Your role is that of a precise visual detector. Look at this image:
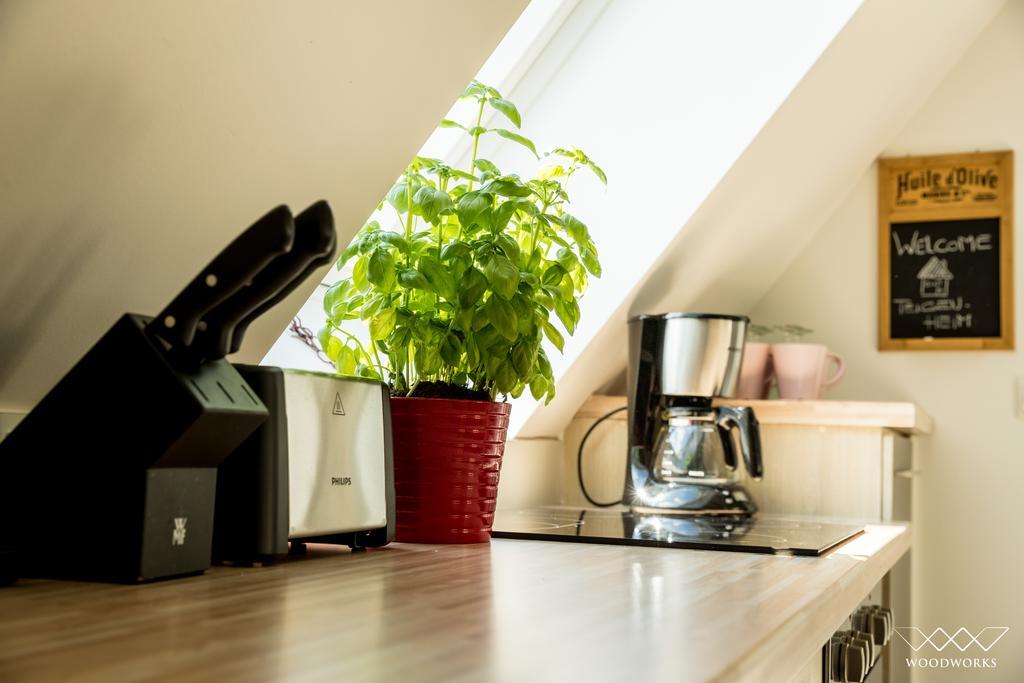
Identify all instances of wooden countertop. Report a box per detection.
[0,524,909,683]
[577,395,933,435]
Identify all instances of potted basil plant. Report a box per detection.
[319,81,605,543]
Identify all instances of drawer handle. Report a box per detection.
[894,469,919,479]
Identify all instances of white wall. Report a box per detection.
[751,2,1024,679]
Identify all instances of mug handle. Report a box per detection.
[822,351,846,390]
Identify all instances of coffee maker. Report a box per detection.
[623,313,763,514]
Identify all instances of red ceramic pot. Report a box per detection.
[389,397,511,543]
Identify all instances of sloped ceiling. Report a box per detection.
[0,1,526,410]
[519,0,1006,437]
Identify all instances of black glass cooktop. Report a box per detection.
[491,506,864,556]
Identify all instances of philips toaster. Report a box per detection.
[213,366,394,563]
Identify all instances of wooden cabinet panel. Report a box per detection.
[735,425,884,519]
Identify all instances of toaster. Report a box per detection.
[213,366,395,563]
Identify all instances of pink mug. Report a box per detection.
[735,342,772,399]
[770,343,845,400]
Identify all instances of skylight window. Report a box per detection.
[264,0,863,437]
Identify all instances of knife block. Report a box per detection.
[0,314,267,582]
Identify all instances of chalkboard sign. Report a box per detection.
[878,151,1014,350]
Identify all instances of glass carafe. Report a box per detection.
[653,409,735,485]
[627,404,763,513]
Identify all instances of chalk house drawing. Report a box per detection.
[917,256,954,298]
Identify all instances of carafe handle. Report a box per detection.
[716,406,764,480]
[716,422,739,471]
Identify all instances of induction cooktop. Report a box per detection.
[491,506,864,556]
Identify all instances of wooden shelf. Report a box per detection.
[0,525,910,682]
[576,395,933,435]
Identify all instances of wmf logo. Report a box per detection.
[171,517,188,546]
[897,626,1009,671]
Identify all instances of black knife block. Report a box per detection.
[0,314,267,582]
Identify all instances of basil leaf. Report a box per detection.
[369,308,396,340]
[338,240,360,269]
[473,158,500,175]
[472,305,490,332]
[415,345,441,374]
[461,82,487,100]
[448,169,478,183]
[554,298,577,334]
[555,247,579,272]
[484,253,520,300]
[542,264,566,287]
[487,296,518,341]
[542,320,564,352]
[397,268,430,291]
[352,256,368,289]
[335,345,357,376]
[419,255,455,299]
[440,333,462,365]
[459,267,488,308]
[322,280,350,317]
[586,160,608,185]
[558,273,575,300]
[316,326,333,352]
[482,176,533,198]
[580,246,602,277]
[391,324,412,349]
[376,231,408,251]
[386,178,423,214]
[494,233,521,263]
[508,198,539,216]
[495,361,517,393]
[456,191,493,231]
[537,348,553,376]
[492,128,538,157]
[492,201,518,233]
[441,242,472,262]
[529,375,548,401]
[551,212,590,244]
[367,249,396,291]
[511,340,534,376]
[413,186,453,225]
[489,97,521,128]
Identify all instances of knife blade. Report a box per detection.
[148,205,295,351]
[193,200,337,361]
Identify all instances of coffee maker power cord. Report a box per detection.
[577,406,628,508]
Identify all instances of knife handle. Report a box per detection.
[193,200,336,361]
[148,205,295,351]
[226,200,337,355]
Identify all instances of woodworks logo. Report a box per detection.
[897,627,1008,671]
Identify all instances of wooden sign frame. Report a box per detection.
[878,150,1014,350]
